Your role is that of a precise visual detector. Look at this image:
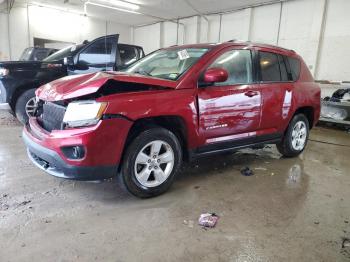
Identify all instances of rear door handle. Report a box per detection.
[244,90,259,97]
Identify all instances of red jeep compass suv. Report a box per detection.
[23,41,321,198]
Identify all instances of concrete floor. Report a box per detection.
[0,111,349,262]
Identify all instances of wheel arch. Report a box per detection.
[119,115,189,171]
[10,82,39,111]
[293,106,315,129]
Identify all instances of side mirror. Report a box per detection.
[74,60,89,71]
[63,56,74,67]
[203,68,228,83]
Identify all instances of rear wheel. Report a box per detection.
[15,89,37,124]
[277,114,310,157]
[121,127,182,198]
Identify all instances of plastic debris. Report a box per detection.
[254,167,267,171]
[342,238,350,248]
[183,220,194,228]
[198,213,219,228]
[240,167,254,176]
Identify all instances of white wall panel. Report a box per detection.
[162,21,178,48]
[278,0,325,74]
[0,5,131,61]
[317,0,350,81]
[250,3,280,44]
[207,15,220,43]
[0,13,10,61]
[134,23,161,54]
[220,8,251,42]
[179,16,199,44]
[199,17,209,43]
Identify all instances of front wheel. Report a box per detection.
[277,114,310,157]
[121,127,182,198]
[15,89,37,124]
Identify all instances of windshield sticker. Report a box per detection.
[71,45,77,52]
[178,50,190,60]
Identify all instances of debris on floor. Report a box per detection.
[183,220,194,228]
[198,213,219,228]
[342,238,350,248]
[254,167,267,171]
[240,167,254,176]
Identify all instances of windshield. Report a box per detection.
[43,45,77,62]
[126,48,209,81]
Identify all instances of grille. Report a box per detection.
[42,102,66,132]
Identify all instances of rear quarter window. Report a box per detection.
[287,57,301,81]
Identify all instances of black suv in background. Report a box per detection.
[19,47,58,62]
[0,34,145,123]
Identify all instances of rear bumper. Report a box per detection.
[23,130,118,181]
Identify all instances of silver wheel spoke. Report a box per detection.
[136,168,152,184]
[154,169,166,183]
[151,141,162,156]
[136,152,149,164]
[158,151,173,164]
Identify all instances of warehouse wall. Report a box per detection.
[0,4,132,61]
[132,0,350,81]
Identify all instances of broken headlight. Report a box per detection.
[0,68,9,77]
[63,101,107,128]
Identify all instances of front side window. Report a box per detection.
[79,38,114,65]
[259,51,281,82]
[208,49,253,86]
[126,48,209,81]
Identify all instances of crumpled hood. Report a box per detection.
[36,71,177,101]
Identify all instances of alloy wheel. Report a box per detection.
[134,140,175,187]
[25,97,37,117]
[291,121,307,151]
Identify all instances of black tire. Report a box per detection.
[15,89,36,124]
[121,127,182,198]
[277,114,310,157]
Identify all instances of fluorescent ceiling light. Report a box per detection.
[31,2,86,16]
[86,1,141,14]
[98,0,140,10]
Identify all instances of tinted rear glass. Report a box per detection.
[259,51,281,82]
[287,57,301,81]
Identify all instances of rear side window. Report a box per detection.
[118,45,139,66]
[287,57,301,81]
[208,49,253,86]
[259,52,281,82]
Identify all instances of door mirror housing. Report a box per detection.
[203,68,228,84]
[74,60,89,71]
[63,56,74,67]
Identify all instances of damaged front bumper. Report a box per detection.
[22,116,133,181]
[23,130,118,181]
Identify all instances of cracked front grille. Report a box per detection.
[41,102,66,132]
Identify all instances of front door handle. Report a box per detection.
[244,90,259,97]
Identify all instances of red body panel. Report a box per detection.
[26,41,321,171]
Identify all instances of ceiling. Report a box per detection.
[15,0,284,26]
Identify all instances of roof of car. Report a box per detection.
[166,40,296,56]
